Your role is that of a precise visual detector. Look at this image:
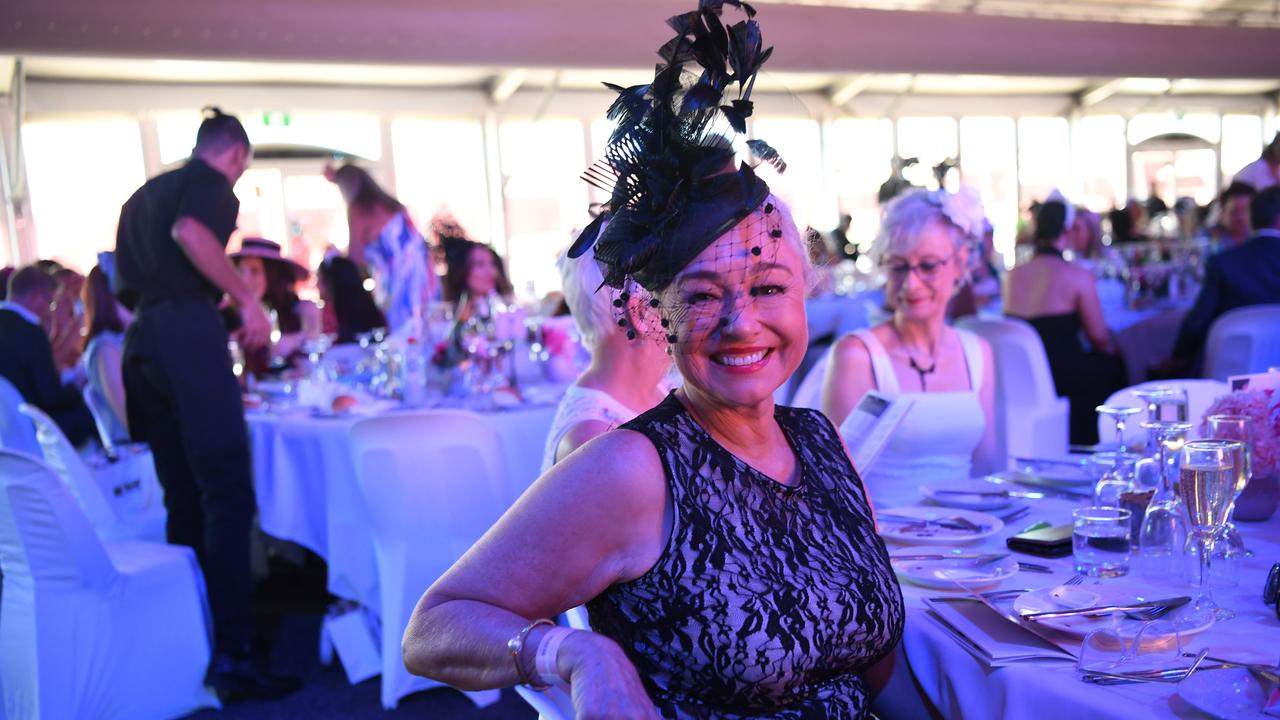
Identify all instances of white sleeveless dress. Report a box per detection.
[541,385,644,472]
[851,327,986,509]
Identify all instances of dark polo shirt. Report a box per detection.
[114,157,239,309]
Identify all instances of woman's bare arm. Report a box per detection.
[821,336,877,427]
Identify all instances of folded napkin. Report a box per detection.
[923,597,1076,667]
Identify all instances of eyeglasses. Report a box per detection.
[882,253,956,284]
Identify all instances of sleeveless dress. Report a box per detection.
[852,328,985,509]
[1019,312,1126,446]
[587,394,904,719]
[541,385,643,472]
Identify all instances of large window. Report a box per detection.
[1017,117,1071,209]
[826,118,894,255]
[1221,114,1264,179]
[23,117,147,272]
[1075,115,1127,211]
[897,117,959,190]
[392,118,492,245]
[959,117,1018,264]
[752,118,831,233]
[498,119,589,296]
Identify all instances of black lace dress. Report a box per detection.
[586,394,904,719]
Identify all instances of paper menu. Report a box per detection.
[838,391,914,475]
[923,597,1077,667]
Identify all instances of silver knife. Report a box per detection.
[1021,596,1191,621]
[891,553,1010,562]
[934,488,1048,500]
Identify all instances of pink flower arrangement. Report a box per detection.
[1200,388,1280,479]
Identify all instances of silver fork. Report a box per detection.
[1124,603,1177,621]
[1063,573,1085,586]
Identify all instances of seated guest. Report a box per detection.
[316,255,386,345]
[1005,197,1125,445]
[541,245,671,471]
[50,266,87,375]
[0,267,12,300]
[1171,186,1280,374]
[329,163,436,334]
[823,189,998,507]
[0,265,96,445]
[948,218,1000,318]
[1231,133,1279,191]
[1072,207,1105,263]
[81,263,134,443]
[230,238,319,377]
[403,6,902,715]
[1204,182,1256,250]
[442,239,514,322]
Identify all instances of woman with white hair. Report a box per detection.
[822,188,998,508]
[540,245,671,471]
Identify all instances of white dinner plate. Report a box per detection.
[1010,456,1096,486]
[889,545,1019,590]
[876,507,1003,545]
[1012,584,1215,639]
[920,478,1016,511]
[1178,668,1274,720]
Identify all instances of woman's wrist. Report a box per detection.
[554,628,613,684]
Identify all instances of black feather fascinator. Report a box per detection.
[567,0,784,292]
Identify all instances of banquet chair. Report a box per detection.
[789,352,830,412]
[0,449,217,719]
[955,316,1070,463]
[18,403,166,544]
[1202,304,1280,381]
[1097,379,1230,445]
[349,410,507,710]
[82,384,128,451]
[0,377,40,456]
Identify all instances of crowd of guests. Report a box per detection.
[2,21,1278,711]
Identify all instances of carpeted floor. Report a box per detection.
[182,545,536,719]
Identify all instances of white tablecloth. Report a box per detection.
[890,494,1280,719]
[247,394,559,607]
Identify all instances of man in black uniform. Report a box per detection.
[115,107,296,702]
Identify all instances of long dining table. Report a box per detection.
[875,486,1280,720]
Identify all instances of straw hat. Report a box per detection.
[231,237,309,281]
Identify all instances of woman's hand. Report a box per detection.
[558,631,661,720]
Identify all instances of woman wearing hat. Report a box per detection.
[401,3,903,716]
[230,237,319,377]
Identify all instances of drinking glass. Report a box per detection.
[1136,421,1192,581]
[1073,507,1132,578]
[1093,452,1138,509]
[1097,404,1144,455]
[1131,387,1189,457]
[1178,441,1238,622]
[1205,414,1254,562]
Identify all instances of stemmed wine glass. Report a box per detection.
[1205,415,1255,566]
[1136,421,1193,581]
[1093,405,1144,507]
[1179,440,1240,623]
[1131,387,1189,457]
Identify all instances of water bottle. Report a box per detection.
[402,337,427,407]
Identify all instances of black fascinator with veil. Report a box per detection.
[568,0,786,295]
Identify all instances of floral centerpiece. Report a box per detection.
[1200,387,1280,521]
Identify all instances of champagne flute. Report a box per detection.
[1178,440,1238,623]
[1206,414,1255,565]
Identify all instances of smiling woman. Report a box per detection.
[398,2,904,717]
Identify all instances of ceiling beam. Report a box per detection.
[828,74,874,107]
[1076,78,1126,107]
[489,68,527,105]
[1,0,1279,79]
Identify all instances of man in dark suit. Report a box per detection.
[0,265,95,446]
[1171,185,1280,374]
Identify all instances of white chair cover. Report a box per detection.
[349,410,507,710]
[955,316,1070,462]
[82,384,127,451]
[0,377,40,456]
[18,403,166,544]
[789,353,830,412]
[1096,379,1230,445]
[0,449,217,719]
[1202,304,1280,381]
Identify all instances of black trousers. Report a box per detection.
[123,297,255,657]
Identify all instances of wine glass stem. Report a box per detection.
[1196,530,1215,609]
